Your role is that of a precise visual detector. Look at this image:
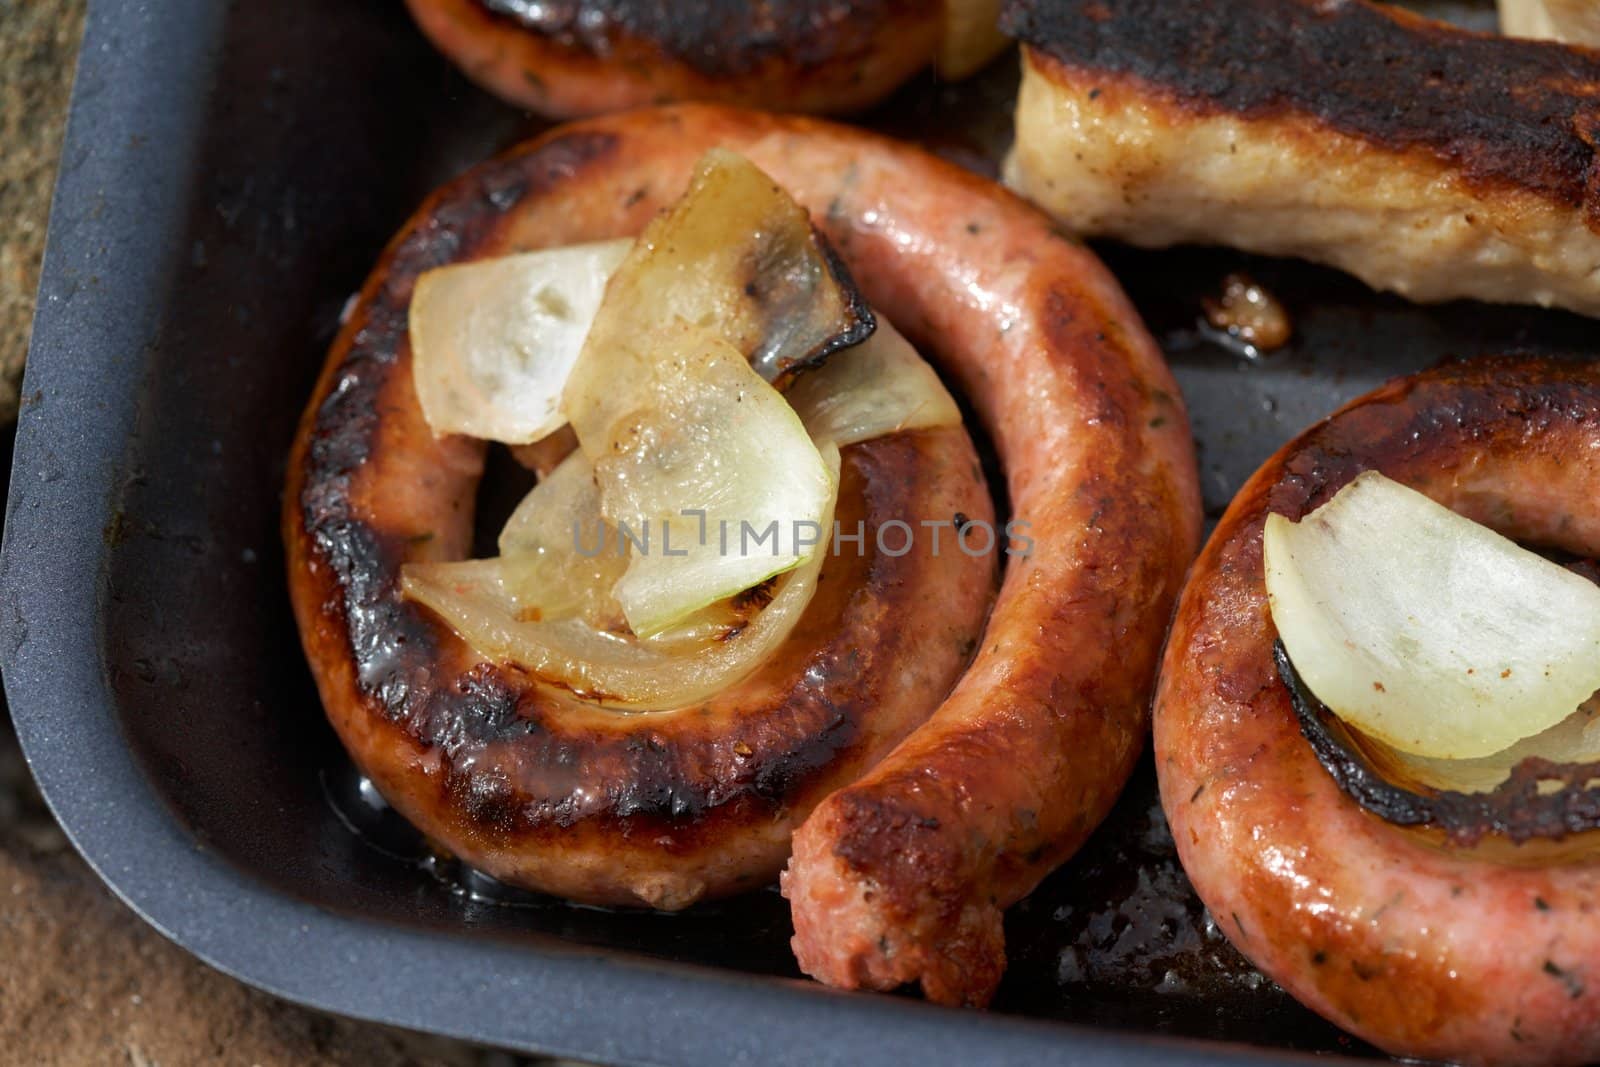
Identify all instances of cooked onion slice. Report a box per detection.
[938,0,1010,79]
[410,149,869,448]
[494,450,627,629]
[1372,697,1600,796]
[565,149,871,417]
[409,238,632,443]
[400,150,951,705]
[1279,643,1600,845]
[786,316,960,447]
[590,331,838,637]
[1499,0,1600,44]
[563,151,868,636]
[404,312,959,703]
[400,446,840,709]
[488,312,956,636]
[1265,471,1600,760]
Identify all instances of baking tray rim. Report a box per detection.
[1,2,1343,1063]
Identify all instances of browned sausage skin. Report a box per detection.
[404,0,943,117]
[772,137,1202,1002]
[285,108,997,910]
[1155,357,1600,1065]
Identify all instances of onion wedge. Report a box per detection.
[562,151,866,636]
[565,148,871,413]
[400,151,962,706]
[492,449,627,629]
[1362,697,1600,797]
[1264,471,1600,760]
[404,318,960,707]
[409,238,632,443]
[786,316,960,447]
[581,330,838,637]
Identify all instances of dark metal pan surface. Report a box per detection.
[3,1,1587,1063]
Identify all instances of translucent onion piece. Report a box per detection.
[563,151,859,636]
[591,331,837,637]
[496,450,627,629]
[1365,697,1600,797]
[409,238,632,444]
[563,151,871,441]
[1265,471,1600,759]
[938,0,1010,79]
[1277,642,1600,845]
[399,446,840,710]
[1499,0,1600,44]
[785,315,960,446]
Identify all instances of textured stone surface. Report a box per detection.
[0,724,521,1066]
[0,0,85,426]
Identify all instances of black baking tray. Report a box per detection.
[5,1,1595,1064]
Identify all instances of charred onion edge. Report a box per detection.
[794,225,876,376]
[1275,639,1600,845]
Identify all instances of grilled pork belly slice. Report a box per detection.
[1003,0,1600,317]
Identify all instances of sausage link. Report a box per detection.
[286,107,1200,989]
[285,107,1000,910]
[771,114,1202,1005]
[1156,357,1600,1065]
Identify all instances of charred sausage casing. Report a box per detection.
[405,0,946,117]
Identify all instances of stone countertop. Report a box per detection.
[0,737,493,1067]
[0,3,550,1062]
[0,0,82,426]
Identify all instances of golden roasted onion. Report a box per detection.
[564,148,871,415]
[400,149,962,707]
[1268,471,1600,844]
[1278,643,1600,845]
[786,316,961,447]
[401,445,840,709]
[562,150,873,634]
[405,319,960,705]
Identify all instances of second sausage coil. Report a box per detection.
[1156,356,1600,1066]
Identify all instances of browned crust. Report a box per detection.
[283,115,997,906]
[1002,0,1600,230]
[406,0,942,117]
[1246,357,1600,527]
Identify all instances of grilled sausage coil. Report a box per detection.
[1155,357,1600,1066]
[285,106,1200,998]
[285,107,1000,910]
